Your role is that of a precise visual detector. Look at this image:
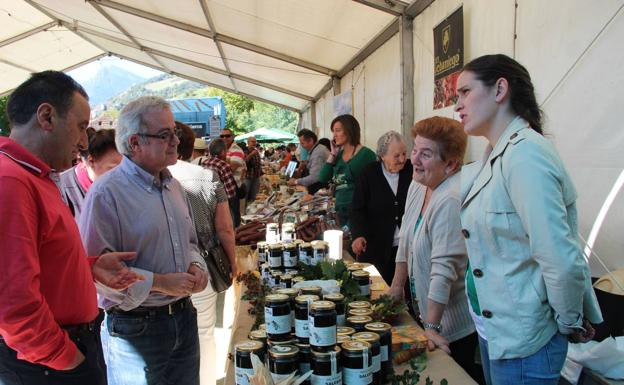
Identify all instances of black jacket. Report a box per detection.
[350,160,412,281]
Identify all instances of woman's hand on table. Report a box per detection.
[351,237,367,255]
[424,328,451,354]
[387,284,404,300]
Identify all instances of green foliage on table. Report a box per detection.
[371,294,407,323]
[238,271,271,330]
[297,260,366,303]
[392,354,448,385]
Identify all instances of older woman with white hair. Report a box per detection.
[350,130,412,285]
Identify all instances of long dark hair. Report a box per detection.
[463,54,543,135]
[330,114,361,146]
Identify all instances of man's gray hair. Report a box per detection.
[116,96,171,156]
[376,130,404,158]
[209,138,227,156]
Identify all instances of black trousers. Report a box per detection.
[449,332,486,385]
[0,320,106,385]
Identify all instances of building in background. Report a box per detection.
[169,97,226,139]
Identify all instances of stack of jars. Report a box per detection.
[235,291,393,385]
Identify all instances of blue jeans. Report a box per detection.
[103,304,200,385]
[479,332,568,385]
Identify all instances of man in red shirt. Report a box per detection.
[0,71,142,385]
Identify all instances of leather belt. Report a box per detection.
[106,297,192,317]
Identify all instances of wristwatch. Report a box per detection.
[422,321,442,332]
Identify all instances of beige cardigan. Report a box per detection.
[396,173,475,342]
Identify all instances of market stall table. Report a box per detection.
[224,250,477,385]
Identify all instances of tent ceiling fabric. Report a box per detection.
[0,0,404,111]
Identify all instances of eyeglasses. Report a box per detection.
[138,130,178,142]
[220,134,232,138]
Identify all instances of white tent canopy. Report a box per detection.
[0,0,413,112]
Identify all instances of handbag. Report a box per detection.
[198,237,233,293]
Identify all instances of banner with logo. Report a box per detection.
[433,6,463,109]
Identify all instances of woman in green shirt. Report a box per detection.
[319,114,376,227]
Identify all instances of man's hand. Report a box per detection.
[188,264,208,293]
[93,252,144,290]
[60,348,85,371]
[424,328,451,354]
[351,237,367,256]
[287,178,298,186]
[568,319,596,343]
[152,273,198,296]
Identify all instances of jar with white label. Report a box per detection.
[268,243,284,270]
[282,222,296,242]
[336,326,356,337]
[323,293,346,327]
[346,263,366,277]
[295,294,320,343]
[309,301,337,352]
[300,285,323,297]
[282,242,298,268]
[347,301,371,312]
[297,342,312,385]
[269,270,282,288]
[348,308,373,318]
[337,335,352,345]
[248,329,267,355]
[256,241,268,266]
[280,274,293,289]
[352,332,381,385]
[351,270,371,297]
[341,340,372,385]
[265,294,292,341]
[268,345,300,383]
[292,276,306,286]
[277,288,299,333]
[235,340,265,385]
[364,322,392,381]
[311,346,342,385]
[298,242,312,265]
[310,241,328,266]
[260,263,270,283]
[266,223,280,244]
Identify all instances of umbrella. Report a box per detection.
[235,127,298,143]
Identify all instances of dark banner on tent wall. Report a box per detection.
[433,6,463,110]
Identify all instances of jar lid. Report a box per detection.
[257,241,267,247]
[269,345,299,358]
[283,242,296,248]
[300,286,322,294]
[323,293,345,302]
[347,315,373,324]
[269,270,283,277]
[267,338,296,347]
[364,322,392,332]
[341,340,371,353]
[292,276,305,282]
[311,240,328,249]
[311,300,336,311]
[295,342,310,351]
[266,223,279,229]
[258,323,266,331]
[276,288,298,297]
[352,332,380,344]
[293,239,304,245]
[299,242,311,248]
[337,335,352,344]
[336,326,356,336]
[349,301,371,309]
[295,294,320,304]
[347,263,366,271]
[280,274,293,281]
[265,294,289,304]
[352,270,370,278]
[248,329,267,340]
[310,345,341,359]
[349,308,373,317]
[269,243,283,250]
[235,340,264,352]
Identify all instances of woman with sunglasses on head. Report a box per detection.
[455,54,602,385]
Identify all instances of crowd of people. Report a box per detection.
[0,53,603,385]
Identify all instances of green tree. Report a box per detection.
[0,96,9,136]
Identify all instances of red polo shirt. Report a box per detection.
[0,137,98,370]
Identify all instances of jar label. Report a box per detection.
[358,284,370,296]
[265,308,291,334]
[258,251,266,263]
[300,252,309,264]
[283,252,297,267]
[269,256,282,267]
[309,323,336,346]
[343,367,371,385]
[311,372,342,385]
[372,353,381,373]
[235,367,255,385]
[300,362,311,375]
[295,318,310,338]
[271,372,294,384]
[337,314,346,326]
[380,345,388,362]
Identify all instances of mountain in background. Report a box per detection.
[82,65,147,106]
[106,74,205,110]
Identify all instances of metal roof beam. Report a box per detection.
[112,53,301,112]
[0,21,58,48]
[62,53,109,73]
[88,1,172,73]
[404,0,435,19]
[352,0,406,16]
[0,58,37,73]
[198,0,237,92]
[89,0,335,76]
